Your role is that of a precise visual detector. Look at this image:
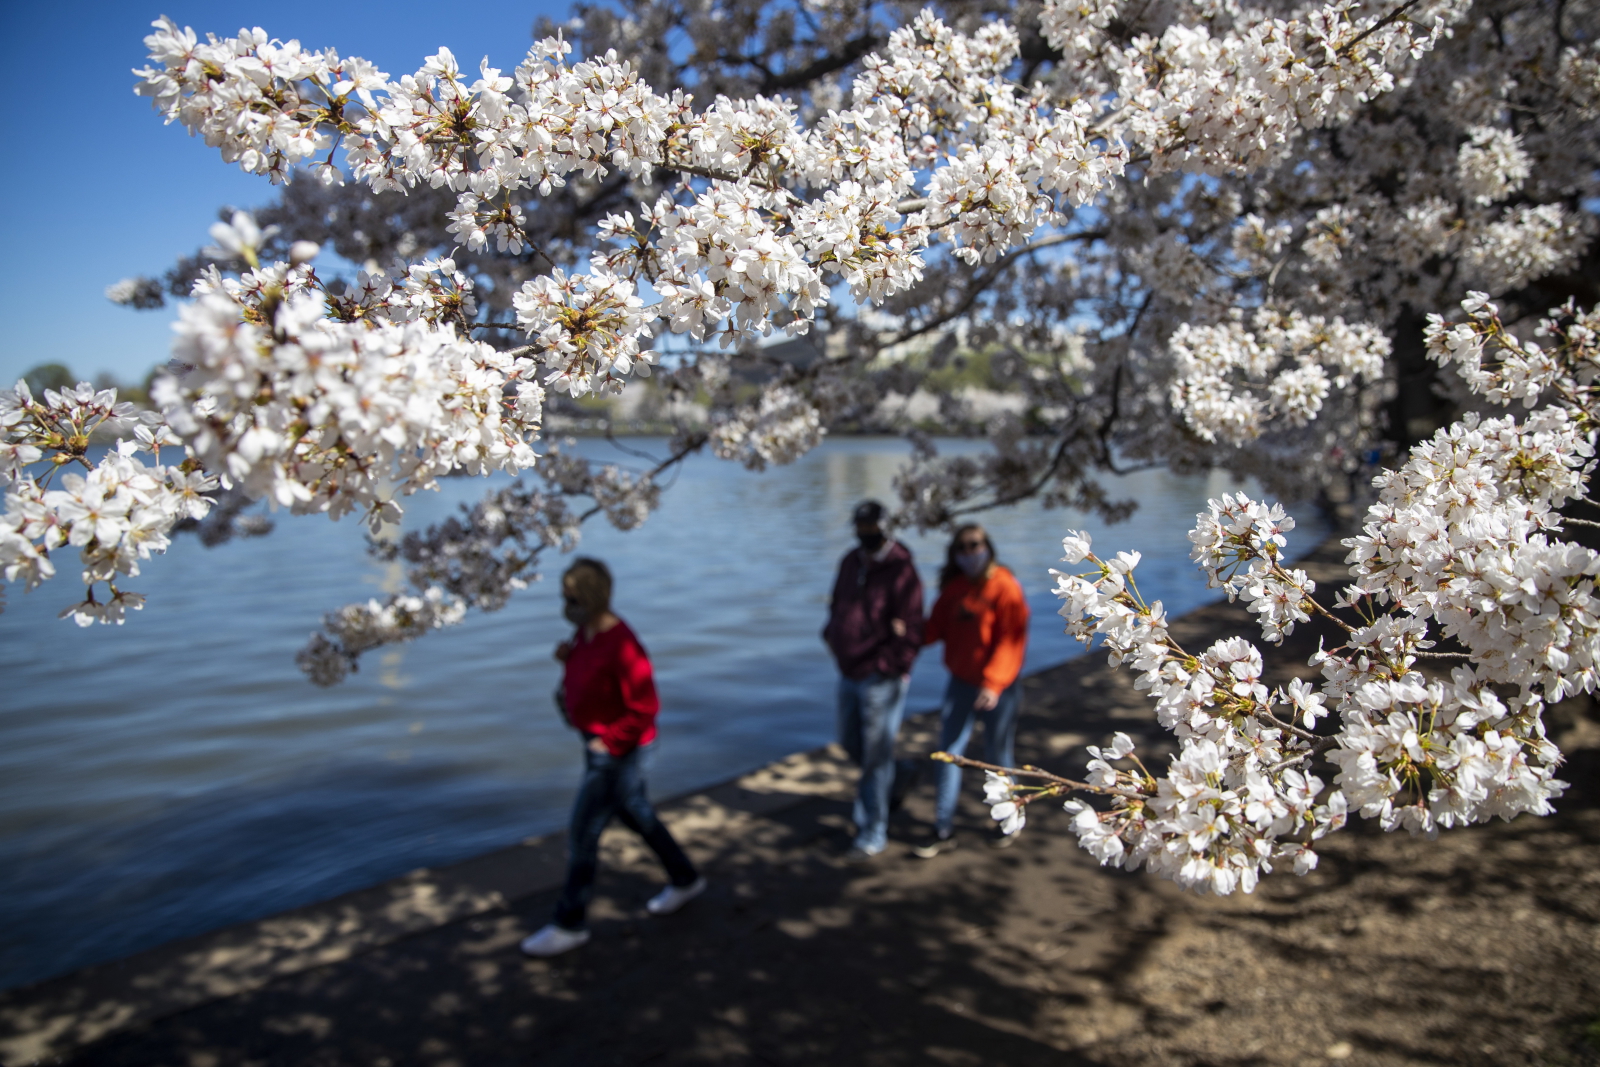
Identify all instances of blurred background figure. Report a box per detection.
[914,525,1029,858]
[521,558,705,958]
[822,500,924,860]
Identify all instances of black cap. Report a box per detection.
[852,500,886,526]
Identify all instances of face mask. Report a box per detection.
[563,600,590,626]
[955,549,990,577]
[858,530,886,553]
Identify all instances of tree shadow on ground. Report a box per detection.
[62,787,1119,1067]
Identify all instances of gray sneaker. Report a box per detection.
[912,833,958,860]
[647,876,707,915]
[519,924,590,957]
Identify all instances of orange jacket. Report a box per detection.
[923,565,1030,692]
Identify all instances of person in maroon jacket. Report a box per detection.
[822,500,924,858]
[520,558,705,958]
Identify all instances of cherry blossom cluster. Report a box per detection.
[297,586,469,686]
[1423,292,1600,412]
[513,266,655,397]
[126,0,1598,554]
[985,526,1345,893]
[596,182,832,348]
[1029,520,1353,891]
[1040,0,1462,176]
[1343,411,1596,701]
[1168,309,1390,446]
[133,0,1456,416]
[1186,493,1319,643]
[155,214,544,529]
[1456,125,1532,207]
[709,385,826,471]
[3,202,561,619]
[134,21,386,185]
[112,2,1600,687]
[984,771,1027,835]
[294,437,690,683]
[983,293,1600,893]
[1,381,216,623]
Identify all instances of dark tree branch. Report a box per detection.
[945,432,1084,519]
[884,231,1104,349]
[757,33,882,93]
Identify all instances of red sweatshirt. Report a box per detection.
[923,565,1030,692]
[562,619,659,756]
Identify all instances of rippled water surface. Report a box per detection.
[0,437,1331,989]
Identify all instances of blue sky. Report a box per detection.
[0,1,573,387]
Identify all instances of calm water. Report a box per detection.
[0,437,1331,989]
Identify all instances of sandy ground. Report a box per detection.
[18,541,1600,1067]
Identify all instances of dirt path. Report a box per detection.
[12,541,1600,1067]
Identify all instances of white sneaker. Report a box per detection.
[646,876,707,916]
[519,924,590,957]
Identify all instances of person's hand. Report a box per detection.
[975,687,1000,711]
[554,640,572,663]
[890,618,906,638]
[586,736,609,755]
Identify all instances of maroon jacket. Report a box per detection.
[823,541,924,680]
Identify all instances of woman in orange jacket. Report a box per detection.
[914,524,1030,857]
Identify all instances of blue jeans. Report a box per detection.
[837,672,910,853]
[933,677,1021,837]
[553,742,699,931]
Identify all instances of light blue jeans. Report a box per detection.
[933,677,1021,837]
[837,672,910,853]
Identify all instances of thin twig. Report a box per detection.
[1265,750,1314,774]
[932,751,1150,802]
[654,157,788,195]
[1335,0,1428,57]
[1257,708,1322,743]
[1288,575,1360,636]
[604,425,666,464]
[945,433,1081,520]
[571,435,708,528]
[882,231,1104,349]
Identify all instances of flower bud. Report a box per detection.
[289,241,321,266]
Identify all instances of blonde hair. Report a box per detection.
[562,557,613,616]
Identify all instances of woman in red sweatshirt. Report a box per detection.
[520,558,705,958]
[914,524,1030,858]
